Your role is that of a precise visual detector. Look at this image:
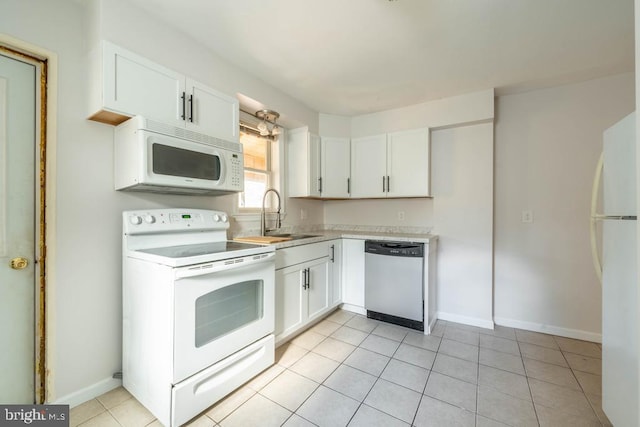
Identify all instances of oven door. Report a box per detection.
[173,252,275,383]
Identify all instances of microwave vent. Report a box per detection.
[143,118,242,153]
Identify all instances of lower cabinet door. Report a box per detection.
[275,266,305,337]
[307,258,330,320]
[329,240,342,307]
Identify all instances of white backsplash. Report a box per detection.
[231,222,432,238]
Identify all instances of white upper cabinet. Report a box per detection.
[320,137,351,198]
[387,128,431,197]
[350,128,430,198]
[186,79,239,142]
[287,127,321,198]
[90,41,239,142]
[350,134,388,198]
[91,42,185,127]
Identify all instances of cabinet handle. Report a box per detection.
[306,268,311,289]
[302,269,307,289]
[181,92,186,121]
[387,176,390,193]
[330,245,335,263]
[382,176,386,192]
[188,94,194,122]
[318,177,322,193]
[347,178,350,194]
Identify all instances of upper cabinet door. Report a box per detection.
[387,128,430,197]
[321,137,350,198]
[350,134,387,198]
[102,42,185,127]
[187,79,239,142]
[309,134,322,197]
[287,128,321,197]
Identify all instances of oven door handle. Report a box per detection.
[174,252,275,279]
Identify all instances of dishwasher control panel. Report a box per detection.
[364,240,424,257]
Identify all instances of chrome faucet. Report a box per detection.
[261,188,282,236]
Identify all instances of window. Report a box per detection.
[238,130,272,209]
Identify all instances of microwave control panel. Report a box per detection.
[229,153,243,190]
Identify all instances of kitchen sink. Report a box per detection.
[266,233,319,240]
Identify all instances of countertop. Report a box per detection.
[264,230,438,249]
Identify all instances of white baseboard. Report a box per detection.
[51,377,122,408]
[494,316,602,343]
[437,311,495,330]
[340,303,366,316]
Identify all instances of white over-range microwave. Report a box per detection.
[114,116,243,195]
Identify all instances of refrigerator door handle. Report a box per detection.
[591,150,639,285]
[593,214,638,220]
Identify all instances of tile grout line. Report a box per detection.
[517,340,542,427]
[553,335,605,425]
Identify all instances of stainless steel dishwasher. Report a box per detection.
[364,240,424,331]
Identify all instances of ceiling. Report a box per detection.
[126,0,634,116]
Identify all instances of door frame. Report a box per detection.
[0,36,57,404]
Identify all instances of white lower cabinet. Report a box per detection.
[341,239,365,314]
[329,240,342,307]
[275,240,341,343]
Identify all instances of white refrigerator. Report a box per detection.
[594,112,638,427]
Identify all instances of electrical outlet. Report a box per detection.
[521,210,533,223]
[398,211,405,221]
[300,209,307,220]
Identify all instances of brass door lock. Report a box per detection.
[10,257,28,270]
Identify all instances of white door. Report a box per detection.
[187,79,239,142]
[0,53,36,403]
[329,240,342,306]
[309,134,322,197]
[601,112,638,426]
[306,258,330,319]
[275,266,305,338]
[321,137,350,198]
[103,41,185,126]
[387,128,430,197]
[602,219,638,427]
[350,134,387,198]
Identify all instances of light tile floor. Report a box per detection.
[71,310,612,427]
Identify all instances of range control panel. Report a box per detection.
[123,209,229,234]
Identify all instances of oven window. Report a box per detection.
[152,143,221,180]
[195,279,264,347]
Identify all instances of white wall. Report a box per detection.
[1,0,323,404]
[431,123,494,327]
[494,72,635,340]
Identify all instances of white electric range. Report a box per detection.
[122,209,275,426]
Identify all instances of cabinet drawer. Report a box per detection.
[276,240,334,270]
